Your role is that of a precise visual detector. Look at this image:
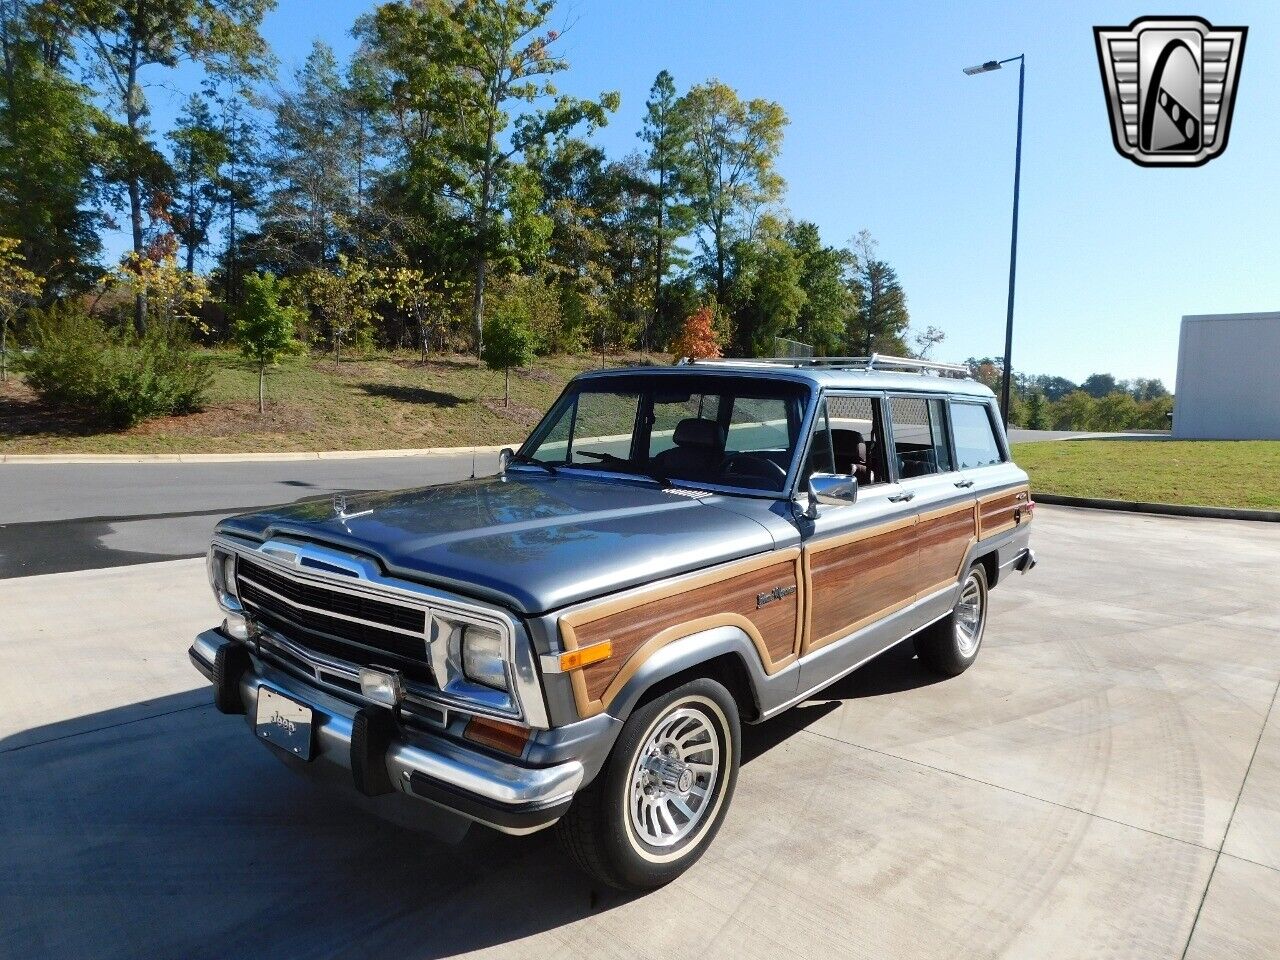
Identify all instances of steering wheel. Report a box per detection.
[720,453,787,486]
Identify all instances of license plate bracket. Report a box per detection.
[255,687,314,761]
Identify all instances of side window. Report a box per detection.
[889,396,953,478]
[949,401,1005,469]
[824,394,886,485]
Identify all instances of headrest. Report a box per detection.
[672,418,723,449]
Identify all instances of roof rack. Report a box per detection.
[679,354,972,378]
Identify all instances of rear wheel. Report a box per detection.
[556,677,739,891]
[915,563,989,676]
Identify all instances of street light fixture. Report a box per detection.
[964,53,1025,428]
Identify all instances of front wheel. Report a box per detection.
[915,563,989,676]
[556,677,740,891]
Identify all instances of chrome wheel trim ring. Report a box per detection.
[622,696,729,863]
[954,572,986,657]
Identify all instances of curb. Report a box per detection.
[1035,493,1280,523]
[0,444,517,465]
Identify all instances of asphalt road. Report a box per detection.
[2,506,1279,959]
[0,452,500,578]
[0,428,1156,578]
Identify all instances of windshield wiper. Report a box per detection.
[508,453,557,475]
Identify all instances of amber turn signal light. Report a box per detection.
[463,716,531,757]
[558,640,613,672]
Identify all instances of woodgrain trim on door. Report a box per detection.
[915,502,979,598]
[558,548,804,717]
[977,485,1030,539]
[800,514,916,656]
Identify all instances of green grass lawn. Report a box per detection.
[1,349,659,455]
[1012,440,1280,510]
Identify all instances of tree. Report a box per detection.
[678,80,786,305]
[1023,388,1049,430]
[1130,377,1169,401]
[55,0,273,331]
[103,251,209,333]
[637,70,691,352]
[1080,372,1118,398]
[849,230,909,354]
[0,234,41,380]
[376,265,457,362]
[1053,390,1096,430]
[233,271,302,413]
[215,92,262,309]
[725,217,804,356]
[0,0,105,293]
[482,304,533,406]
[785,220,854,354]
[260,41,357,270]
[671,305,721,359]
[167,91,228,273]
[912,325,946,359]
[293,254,375,362]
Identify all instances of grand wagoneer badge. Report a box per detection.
[1094,16,1246,167]
[757,584,798,608]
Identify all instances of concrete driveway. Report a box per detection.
[2,506,1278,959]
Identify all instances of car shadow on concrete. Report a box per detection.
[0,641,940,960]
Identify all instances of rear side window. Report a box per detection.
[950,401,1004,469]
[889,396,952,478]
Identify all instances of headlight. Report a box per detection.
[430,615,514,704]
[208,546,241,611]
[462,625,508,690]
[221,553,238,599]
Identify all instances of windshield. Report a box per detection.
[517,374,812,494]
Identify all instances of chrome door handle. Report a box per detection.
[954,479,975,488]
[887,491,916,503]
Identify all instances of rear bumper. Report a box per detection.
[189,629,584,835]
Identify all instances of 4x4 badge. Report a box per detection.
[1094,16,1247,167]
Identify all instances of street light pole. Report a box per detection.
[964,54,1025,427]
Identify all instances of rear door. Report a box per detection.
[885,394,980,608]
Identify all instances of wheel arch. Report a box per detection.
[602,625,768,725]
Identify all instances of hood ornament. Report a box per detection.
[332,493,373,521]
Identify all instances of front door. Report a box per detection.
[799,393,919,667]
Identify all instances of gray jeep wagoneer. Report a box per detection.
[191,355,1035,890]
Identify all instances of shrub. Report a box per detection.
[20,304,210,427]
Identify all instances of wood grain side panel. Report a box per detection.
[806,521,916,649]
[569,556,800,703]
[915,504,978,593]
[978,486,1030,539]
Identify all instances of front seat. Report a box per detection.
[653,418,724,481]
[832,430,873,484]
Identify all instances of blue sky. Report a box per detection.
[129,0,1279,388]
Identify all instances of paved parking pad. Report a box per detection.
[2,506,1278,959]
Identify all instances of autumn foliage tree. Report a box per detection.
[671,305,721,359]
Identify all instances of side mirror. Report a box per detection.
[499,447,514,474]
[802,473,858,518]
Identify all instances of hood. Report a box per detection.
[216,473,779,614]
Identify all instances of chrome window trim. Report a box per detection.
[210,534,550,729]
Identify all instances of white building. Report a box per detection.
[1173,312,1280,440]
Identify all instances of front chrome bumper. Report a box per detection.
[190,629,584,835]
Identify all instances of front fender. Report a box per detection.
[602,624,779,723]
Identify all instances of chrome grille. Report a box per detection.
[235,557,434,683]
